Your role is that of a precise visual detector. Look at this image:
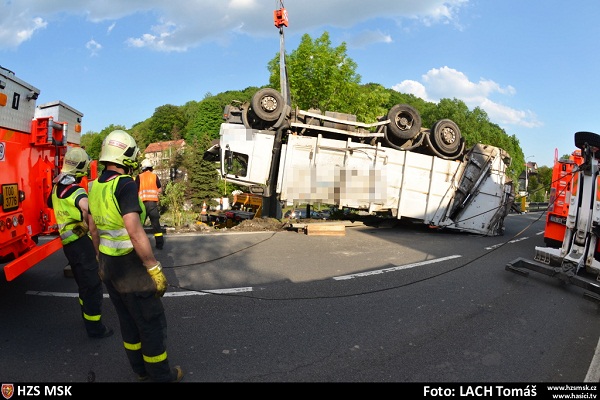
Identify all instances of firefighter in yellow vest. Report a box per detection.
[136,158,164,250]
[48,147,113,339]
[88,130,183,382]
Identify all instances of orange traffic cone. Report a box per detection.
[201,202,207,215]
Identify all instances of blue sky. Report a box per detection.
[1,0,598,168]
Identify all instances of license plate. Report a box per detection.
[548,214,566,225]
[2,183,19,212]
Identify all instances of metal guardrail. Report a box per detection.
[527,202,549,211]
[513,202,549,212]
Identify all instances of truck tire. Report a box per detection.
[241,102,253,128]
[251,88,285,122]
[430,119,462,157]
[386,104,421,140]
[383,130,425,151]
[242,102,271,130]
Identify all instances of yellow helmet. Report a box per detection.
[61,147,91,178]
[99,130,140,169]
[141,158,153,171]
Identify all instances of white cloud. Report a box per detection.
[393,80,429,100]
[85,39,102,56]
[0,0,467,51]
[347,30,393,48]
[392,66,542,129]
[0,15,47,48]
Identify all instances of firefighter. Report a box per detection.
[136,158,164,250]
[88,130,183,382]
[48,147,113,339]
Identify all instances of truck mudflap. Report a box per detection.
[506,256,600,301]
[2,237,62,281]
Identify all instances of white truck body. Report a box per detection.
[216,122,514,236]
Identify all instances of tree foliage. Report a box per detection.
[528,165,552,202]
[160,181,187,227]
[183,135,221,210]
[267,32,389,123]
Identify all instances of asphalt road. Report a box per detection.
[2,212,600,385]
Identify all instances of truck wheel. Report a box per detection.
[386,104,421,140]
[574,131,600,151]
[430,119,462,156]
[383,130,425,150]
[251,88,285,122]
[242,103,271,130]
[241,102,253,128]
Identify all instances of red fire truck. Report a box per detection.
[543,149,583,248]
[0,66,85,281]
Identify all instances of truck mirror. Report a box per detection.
[225,149,233,172]
[203,144,221,162]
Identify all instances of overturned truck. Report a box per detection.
[205,88,514,236]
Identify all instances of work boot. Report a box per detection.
[88,326,114,339]
[136,373,149,382]
[170,366,184,382]
[155,235,164,250]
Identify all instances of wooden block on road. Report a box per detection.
[305,223,345,236]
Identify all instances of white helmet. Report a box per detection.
[99,130,140,169]
[141,158,153,171]
[61,147,91,178]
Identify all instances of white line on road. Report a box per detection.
[485,230,545,250]
[485,237,529,250]
[26,287,253,298]
[332,255,463,281]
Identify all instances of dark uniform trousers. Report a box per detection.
[62,235,106,336]
[143,200,164,249]
[99,250,172,382]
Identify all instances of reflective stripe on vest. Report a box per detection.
[52,184,88,245]
[138,171,159,202]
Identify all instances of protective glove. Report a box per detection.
[147,262,168,298]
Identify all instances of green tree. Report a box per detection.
[80,132,103,160]
[529,165,552,202]
[138,104,187,148]
[160,181,187,227]
[185,96,225,142]
[184,135,221,210]
[267,31,388,123]
[527,174,546,202]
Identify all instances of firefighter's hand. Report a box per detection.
[147,262,168,298]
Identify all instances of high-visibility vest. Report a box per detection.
[138,171,160,202]
[89,175,146,256]
[51,184,89,245]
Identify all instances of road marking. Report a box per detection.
[332,255,462,280]
[167,287,253,296]
[26,287,253,298]
[485,230,545,250]
[485,237,529,250]
[26,291,80,298]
